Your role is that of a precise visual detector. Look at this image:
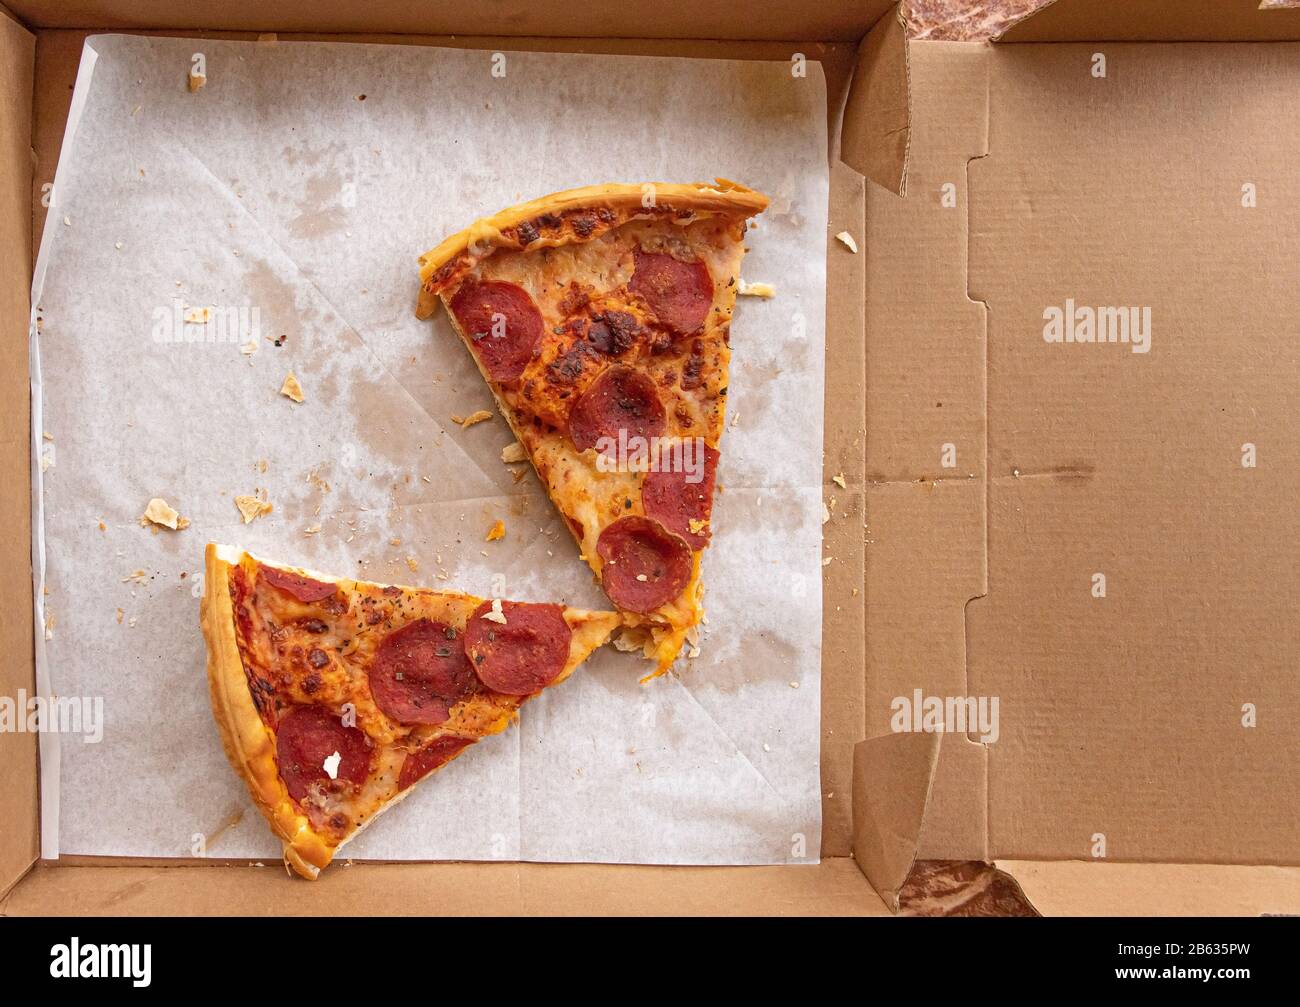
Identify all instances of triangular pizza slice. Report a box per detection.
[416,180,768,676]
[200,543,621,879]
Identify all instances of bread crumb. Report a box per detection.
[737,279,776,298]
[116,608,124,624]
[485,519,506,542]
[459,409,493,429]
[835,231,859,254]
[821,502,831,524]
[279,372,305,403]
[481,597,507,624]
[501,441,527,464]
[183,306,210,324]
[141,497,187,531]
[832,473,847,489]
[405,556,419,573]
[234,493,273,524]
[188,68,206,92]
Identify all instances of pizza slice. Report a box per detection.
[200,543,621,879]
[416,180,768,676]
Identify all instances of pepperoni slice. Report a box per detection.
[596,516,693,613]
[629,248,714,336]
[259,565,337,603]
[449,280,544,382]
[641,443,720,550]
[568,365,666,454]
[368,618,479,725]
[276,705,371,802]
[462,601,572,696]
[397,735,474,790]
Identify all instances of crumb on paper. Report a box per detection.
[121,569,148,584]
[140,496,188,531]
[481,598,507,625]
[821,502,831,524]
[304,524,321,535]
[737,278,776,298]
[459,409,493,429]
[234,493,273,524]
[239,340,257,356]
[42,431,53,442]
[188,68,206,92]
[62,215,71,227]
[485,519,506,542]
[405,556,419,573]
[115,608,124,625]
[279,372,305,402]
[501,441,527,464]
[183,306,210,324]
[835,230,859,254]
[832,473,847,490]
[729,410,739,430]
[822,555,833,567]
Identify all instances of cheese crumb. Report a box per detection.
[485,519,506,542]
[459,409,493,428]
[141,497,186,531]
[501,441,528,464]
[832,473,847,490]
[234,494,273,524]
[688,518,708,535]
[737,279,776,298]
[279,372,305,403]
[481,597,508,624]
[322,751,341,780]
[835,231,859,254]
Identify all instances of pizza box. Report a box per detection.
[0,0,1297,917]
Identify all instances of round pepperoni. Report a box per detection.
[369,618,479,725]
[641,443,720,550]
[276,705,371,802]
[260,565,337,603]
[568,365,666,454]
[397,735,474,791]
[462,601,572,696]
[448,280,544,382]
[596,516,693,613]
[629,248,714,336]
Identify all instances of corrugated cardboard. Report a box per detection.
[2,0,1299,915]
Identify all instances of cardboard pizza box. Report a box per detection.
[0,0,1297,917]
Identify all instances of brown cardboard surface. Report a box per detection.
[5,0,898,43]
[967,40,1300,865]
[1003,860,1300,916]
[0,858,887,916]
[0,7,36,899]
[1001,0,1300,43]
[840,7,910,194]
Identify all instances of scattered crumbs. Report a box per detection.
[140,496,189,531]
[115,608,124,625]
[279,372,305,403]
[482,598,507,625]
[822,556,833,567]
[789,681,800,689]
[389,537,402,547]
[97,521,106,532]
[304,524,322,535]
[130,104,141,116]
[501,441,527,464]
[234,493,273,524]
[239,340,258,356]
[421,475,432,483]
[459,409,493,429]
[851,586,859,597]
[737,278,776,298]
[729,410,740,430]
[183,306,210,324]
[42,431,53,442]
[763,742,772,752]
[832,473,847,490]
[121,569,148,584]
[62,215,71,227]
[114,241,123,250]
[485,519,506,542]
[188,68,207,92]
[835,230,859,254]
[821,502,831,525]
[405,556,419,573]
[128,616,138,629]
[688,518,708,536]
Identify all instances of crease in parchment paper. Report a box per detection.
[32,34,828,866]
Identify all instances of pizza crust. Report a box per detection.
[201,543,334,878]
[416,179,769,318]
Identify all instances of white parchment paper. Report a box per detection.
[32,35,828,864]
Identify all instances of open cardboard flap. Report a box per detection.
[845,0,1300,909]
